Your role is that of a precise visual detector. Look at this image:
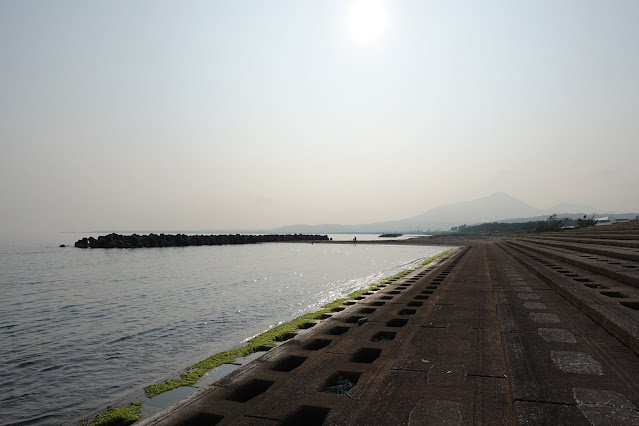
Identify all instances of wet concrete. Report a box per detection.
[139,221,639,425]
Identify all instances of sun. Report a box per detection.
[346,0,390,45]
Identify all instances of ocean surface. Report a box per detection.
[0,234,448,425]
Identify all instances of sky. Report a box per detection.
[1,0,638,236]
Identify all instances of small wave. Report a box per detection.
[39,364,63,372]
[107,326,164,344]
[5,413,62,426]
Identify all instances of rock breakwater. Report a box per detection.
[74,233,328,248]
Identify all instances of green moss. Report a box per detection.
[79,402,142,426]
[143,250,448,398]
[420,249,452,266]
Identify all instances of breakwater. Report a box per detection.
[74,233,328,248]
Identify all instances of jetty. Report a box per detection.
[140,221,639,425]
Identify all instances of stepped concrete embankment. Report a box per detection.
[138,222,639,425]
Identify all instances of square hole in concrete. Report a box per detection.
[272,355,308,372]
[398,309,416,316]
[427,285,438,289]
[303,339,332,351]
[388,291,401,295]
[354,296,365,300]
[358,307,376,314]
[327,326,350,335]
[276,332,297,342]
[371,301,386,306]
[226,379,274,402]
[343,301,356,306]
[620,302,639,310]
[351,348,382,363]
[372,331,396,342]
[323,371,361,394]
[386,318,408,327]
[345,315,365,323]
[396,286,408,290]
[182,412,224,426]
[380,296,394,300]
[331,307,345,312]
[585,284,609,289]
[298,322,316,329]
[407,301,423,307]
[573,278,592,282]
[282,405,330,426]
[415,295,429,300]
[600,291,629,298]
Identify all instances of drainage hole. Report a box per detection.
[398,309,417,316]
[372,330,397,342]
[327,326,350,335]
[386,318,409,328]
[351,348,382,363]
[620,301,639,310]
[323,371,360,394]
[182,412,224,425]
[276,332,297,342]
[584,284,609,289]
[272,355,308,372]
[303,339,332,351]
[600,291,629,298]
[226,379,274,402]
[282,406,330,426]
[298,322,316,330]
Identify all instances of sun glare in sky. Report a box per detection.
[346,0,390,45]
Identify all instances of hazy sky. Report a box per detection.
[1,0,638,235]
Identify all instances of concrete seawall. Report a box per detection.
[137,222,639,425]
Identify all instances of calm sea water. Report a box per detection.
[0,234,447,425]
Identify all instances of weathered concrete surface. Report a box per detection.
[140,221,639,425]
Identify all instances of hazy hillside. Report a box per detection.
[271,192,637,234]
[274,192,541,233]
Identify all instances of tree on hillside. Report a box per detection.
[534,214,565,232]
[576,215,597,228]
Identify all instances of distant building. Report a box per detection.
[560,218,577,229]
[595,216,615,226]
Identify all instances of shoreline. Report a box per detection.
[79,249,454,425]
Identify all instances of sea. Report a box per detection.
[0,233,449,425]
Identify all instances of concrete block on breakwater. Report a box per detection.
[74,233,329,248]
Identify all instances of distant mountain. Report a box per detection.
[270,192,638,234]
[273,192,541,233]
[542,202,597,215]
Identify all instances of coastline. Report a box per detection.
[79,246,454,425]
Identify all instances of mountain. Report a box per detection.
[273,192,543,233]
[271,192,638,234]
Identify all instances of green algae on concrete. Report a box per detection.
[422,249,452,266]
[79,401,142,426]
[144,250,451,398]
